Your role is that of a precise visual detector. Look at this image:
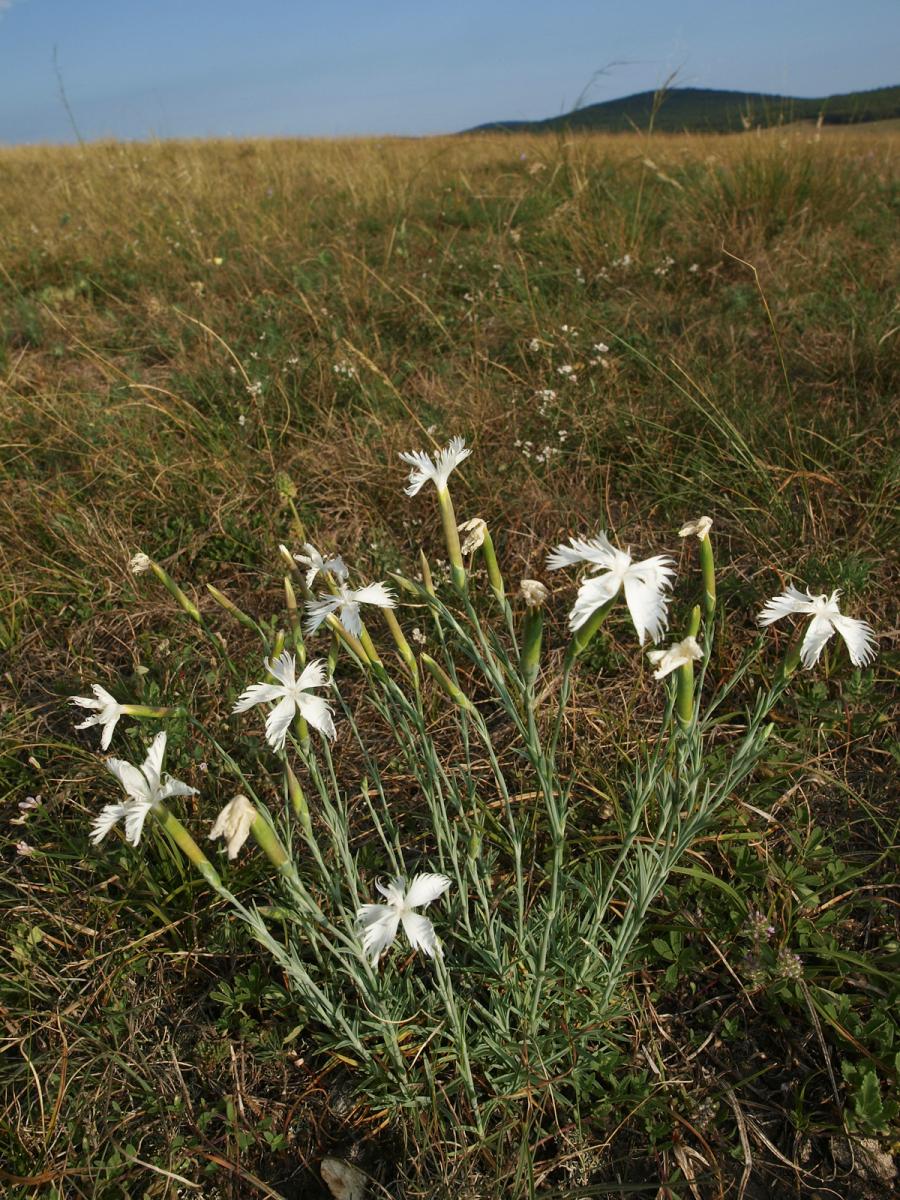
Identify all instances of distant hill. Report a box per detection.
[465,85,900,135]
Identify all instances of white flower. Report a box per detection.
[233,652,335,751]
[10,794,43,826]
[304,581,396,639]
[528,337,541,351]
[679,516,712,541]
[292,542,348,588]
[16,841,35,857]
[357,873,451,965]
[92,732,196,847]
[209,795,257,860]
[647,636,703,680]
[399,436,471,496]
[593,342,610,354]
[520,578,549,608]
[129,552,151,574]
[758,586,877,669]
[458,517,486,554]
[70,685,124,750]
[547,532,675,644]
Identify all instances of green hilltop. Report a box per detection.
[465,84,900,134]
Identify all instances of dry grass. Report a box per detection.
[1,127,897,1198]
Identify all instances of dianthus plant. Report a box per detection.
[70,440,877,1164]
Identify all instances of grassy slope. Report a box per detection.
[0,127,898,1198]
[467,84,900,133]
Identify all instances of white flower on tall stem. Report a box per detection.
[92,732,196,847]
[758,586,877,668]
[398,436,471,496]
[304,582,395,638]
[233,652,335,751]
[547,532,675,644]
[209,795,257,860]
[647,636,703,680]
[357,873,451,965]
[291,543,348,589]
[70,685,123,750]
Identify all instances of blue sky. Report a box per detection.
[0,0,897,144]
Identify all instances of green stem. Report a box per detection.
[437,487,466,591]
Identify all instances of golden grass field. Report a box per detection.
[1,126,897,1198]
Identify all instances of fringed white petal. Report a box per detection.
[141,732,167,794]
[266,650,297,688]
[404,872,451,908]
[351,582,396,609]
[105,758,152,804]
[123,800,154,846]
[546,533,619,572]
[303,594,342,635]
[433,436,471,489]
[622,571,670,645]
[296,658,328,692]
[158,777,197,801]
[400,911,438,956]
[232,682,284,714]
[296,693,336,740]
[568,572,620,631]
[90,803,128,844]
[338,600,362,637]
[799,615,836,668]
[830,613,877,667]
[358,907,400,964]
[758,585,819,626]
[264,695,297,752]
[398,449,437,496]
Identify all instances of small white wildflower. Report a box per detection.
[305,581,396,639]
[528,337,541,352]
[10,794,43,827]
[592,342,609,354]
[16,841,35,857]
[758,587,877,669]
[293,543,348,588]
[237,414,246,427]
[209,795,257,860]
[70,685,124,751]
[357,873,451,965]
[233,653,335,751]
[92,732,196,847]
[246,381,263,397]
[411,627,426,645]
[647,636,703,680]
[399,436,471,496]
[129,552,151,575]
[547,532,675,644]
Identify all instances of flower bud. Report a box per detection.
[421,654,474,712]
[207,584,259,631]
[129,552,151,575]
[520,578,548,608]
[148,559,202,624]
[209,794,258,860]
